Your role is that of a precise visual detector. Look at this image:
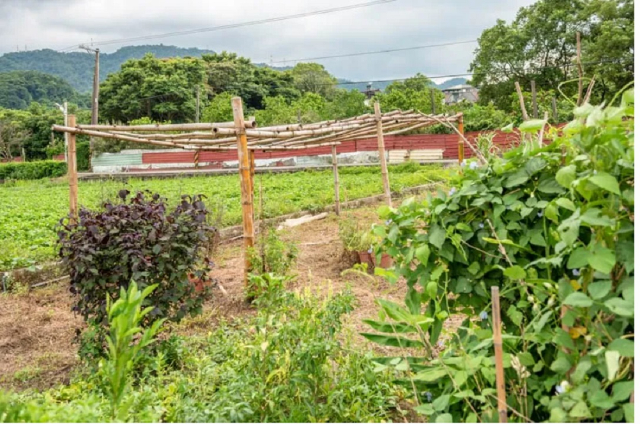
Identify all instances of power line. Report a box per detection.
[268,40,477,64]
[57,0,396,52]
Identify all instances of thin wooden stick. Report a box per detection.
[67,115,78,222]
[551,96,558,122]
[491,286,508,423]
[331,145,340,215]
[576,32,583,106]
[374,101,392,207]
[531,80,538,119]
[77,121,255,131]
[538,112,548,148]
[515,82,529,120]
[232,97,255,287]
[582,76,596,106]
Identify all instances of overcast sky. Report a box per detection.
[1,0,535,83]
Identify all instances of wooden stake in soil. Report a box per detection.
[331,145,341,215]
[374,101,392,207]
[249,150,256,216]
[491,286,508,423]
[67,114,78,223]
[551,96,558,122]
[457,115,465,165]
[232,97,255,287]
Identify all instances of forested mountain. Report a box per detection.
[0,71,89,109]
[0,45,214,92]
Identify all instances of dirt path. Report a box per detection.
[0,200,453,392]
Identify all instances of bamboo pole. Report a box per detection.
[374,101,392,207]
[76,121,255,131]
[67,115,78,222]
[232,97,255,287]
[491,286,508,423]
[457,115,465,165]
[331,145,340,215]
[515,82,529,121]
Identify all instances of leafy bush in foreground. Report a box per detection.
[57,190,214,327]
[368,90,634,422]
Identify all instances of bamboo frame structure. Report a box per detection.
[52,99,463,288]
[491,286,508,423]
[374,102,392,207]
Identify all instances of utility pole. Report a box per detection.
[80,44,100,169]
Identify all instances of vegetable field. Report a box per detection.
[0,163,448,270]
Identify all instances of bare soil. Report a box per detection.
[0,200,461,393]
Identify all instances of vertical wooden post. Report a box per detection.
[531,80,538,119]
[374,101,392,207]
[232,97,255,286]
[551,96,558,122]
[576,32,583,106]
[457,115,465,165]
[331,145,340,215]
[491,286,508,423]
[67,115,78,222]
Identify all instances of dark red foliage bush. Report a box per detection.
[57,190,214,326]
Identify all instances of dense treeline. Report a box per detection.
[0,71,90,110]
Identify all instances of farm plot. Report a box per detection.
[0,163,449,271]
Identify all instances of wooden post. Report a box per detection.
[515,82,529,121]
[331,145,340,215]
[531,80,538,119]
[457,115,465,165]
[67,115,78,222]
[491,286,508,423]
[551,96,558,122]
[232,97,255,286]
[374,101,392,207]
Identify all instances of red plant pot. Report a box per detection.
[358,251,372,266]
[376,253,394,269]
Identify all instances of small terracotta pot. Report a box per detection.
[376,253,394,269]
[358,251,372,266]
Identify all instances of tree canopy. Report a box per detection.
[470,0,633,109]
[0,71,89,110]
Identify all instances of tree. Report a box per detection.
[0,118,29,160]
[201,92,234,123]
[201,52,300,110]
[291,63,337,99]
[470,0,634,109]
[376,73,444,114]
[0,71,89,110]
[100,54,205,123]
[322,89,367,120]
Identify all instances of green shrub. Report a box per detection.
[367,90,634,422]
[0,160,66,180]
[76,142,90,171]
[249,227,298,276]
[57,190,214,328]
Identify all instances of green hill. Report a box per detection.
[0,45,214,93]
[0,70,89,109]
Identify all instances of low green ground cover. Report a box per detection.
[0,163,449,270]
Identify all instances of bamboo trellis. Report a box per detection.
[52,97,464,286]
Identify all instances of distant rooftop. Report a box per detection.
[442,84,475,92]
